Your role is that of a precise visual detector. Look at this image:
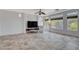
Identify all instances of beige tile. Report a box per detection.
[0,32,79,50]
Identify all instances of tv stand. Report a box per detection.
[26,27,39,32]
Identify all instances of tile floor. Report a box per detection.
[0,32,79,50]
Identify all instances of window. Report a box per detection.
[50,17,63,30]
[45,19,49,24]
[67,16,78,31]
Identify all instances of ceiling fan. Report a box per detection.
[35,9,46,15]
[34,9,61,15]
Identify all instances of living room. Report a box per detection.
[0,9,79,50]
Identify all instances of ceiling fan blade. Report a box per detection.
[41,12,46,15]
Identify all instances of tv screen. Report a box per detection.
[27,21,38,28]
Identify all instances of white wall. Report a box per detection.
[0,15,1,35]
[0,10,24,36]
[24,14,38,21]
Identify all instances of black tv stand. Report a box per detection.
[26,27,39,32]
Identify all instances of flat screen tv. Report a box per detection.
[27,21,38,28]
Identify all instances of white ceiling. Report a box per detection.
[5,9,67,15]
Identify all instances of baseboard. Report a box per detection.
[0,33,24,37]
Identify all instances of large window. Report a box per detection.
[67,16,78,31]
[50,17,63,30]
